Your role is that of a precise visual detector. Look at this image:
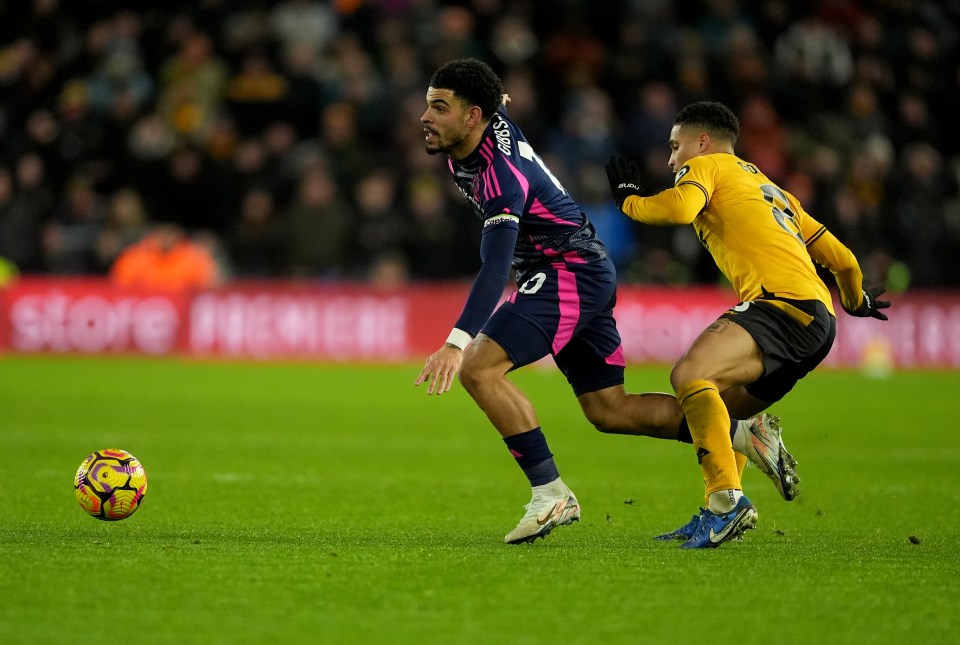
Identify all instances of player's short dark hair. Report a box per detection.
[429,58,504,121]
[675,101,740,145]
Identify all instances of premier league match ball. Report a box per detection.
[74,449,148,521]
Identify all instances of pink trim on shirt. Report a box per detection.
[530,198,578,226]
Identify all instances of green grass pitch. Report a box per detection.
[1,356,958,644]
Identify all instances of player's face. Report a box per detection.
[421,88,472,158]
[668,124,704,173]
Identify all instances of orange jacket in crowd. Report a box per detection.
[110,225,219,292]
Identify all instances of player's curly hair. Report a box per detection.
[675,101,740,145]
[430,59,504,121]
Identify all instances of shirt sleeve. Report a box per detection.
[800,206,865,312]
[620,158,714,225]
[454,215,519,336]
[621,182,707,225]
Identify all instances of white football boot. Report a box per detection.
[504,477,581,544]
[736,413,800,501]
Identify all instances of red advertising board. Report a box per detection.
[1,277,958,369]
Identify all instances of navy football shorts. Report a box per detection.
[481,256,625,396]
[721,297,837,403]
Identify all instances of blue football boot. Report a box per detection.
[680,496,758,549]
[654,508,705,541]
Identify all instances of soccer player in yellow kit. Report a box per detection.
[606,101,890,548]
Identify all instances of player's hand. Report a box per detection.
[414,344,464,395]
[843,286,891,320]
[605,155,650,210]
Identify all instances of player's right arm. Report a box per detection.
[620,182,707,226]
[606,155,709,226]
[414,216,519,394]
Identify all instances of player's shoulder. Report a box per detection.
[692,153,773,182]
[674,153,721,186]
[488,111,523,157]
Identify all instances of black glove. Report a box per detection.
[843,286,890,321]
[605,155,650,210]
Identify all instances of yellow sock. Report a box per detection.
[676,379,741,496]
[736,451,747,479]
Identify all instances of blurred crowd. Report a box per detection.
[0,0,958,290]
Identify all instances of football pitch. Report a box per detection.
[2,356,958,644]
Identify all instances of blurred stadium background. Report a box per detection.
[3,5,960,641]
[0,0,958,365]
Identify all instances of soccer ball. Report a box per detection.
[74,449,148,521]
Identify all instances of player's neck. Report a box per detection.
[703,143,735,156]
[449,123,488,161]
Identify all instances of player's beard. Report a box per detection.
[424,138,442,155]
[424,123,468,156]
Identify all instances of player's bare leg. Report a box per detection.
[577,387,682,439]
[458,334,580,543]
[458,334,539,438]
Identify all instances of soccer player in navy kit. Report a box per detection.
[414,60,793,545]
[415,58,622,544]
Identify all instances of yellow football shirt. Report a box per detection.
[621,153,867,316]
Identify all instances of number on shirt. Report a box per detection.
[518,141,567,194]
[760,183,804,246]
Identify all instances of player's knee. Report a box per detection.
[457,357,491,396]
[669,361,698,393]
[588,412,620,434]
[457,360,479,394]
[580,397,621,434]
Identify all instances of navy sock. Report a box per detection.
[677,417,739,444]
[504,427,560,486]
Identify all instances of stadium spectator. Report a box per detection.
[41,174,106,274]
[93,186,149,274]
[0,157,50,272]
[152,144,229,234]
[403,171,478,280]
[156,29,228,144]
[269,0,339,62]
[228,186,286,277]
[84,12,154,119]
[280,161,353,279]
[225,51,289,136]
[110,222,220,291]
[0,166,40,271]
[892,142,960,286]
[279,41,332,139]
[352,166,405,275]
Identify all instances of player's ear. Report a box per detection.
[466,105,484,128]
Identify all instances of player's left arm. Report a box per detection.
[800,206,890,320]
[415,217,518,394]
[453,218,518,335]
